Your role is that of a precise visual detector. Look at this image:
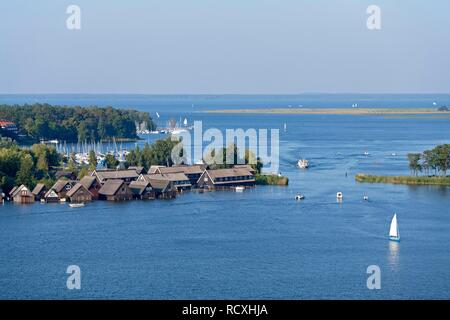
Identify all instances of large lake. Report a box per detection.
[1,94,450,299]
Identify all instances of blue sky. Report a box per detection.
[0,0,449,94]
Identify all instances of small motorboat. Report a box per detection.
[364,151,370,156]
[69,203,85,208]
[336,192,343,201]
[363,195,369,201]
[295,193,305,201]
[235,186,245,192]
[297,159,309,169]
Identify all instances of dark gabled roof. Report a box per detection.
[66,183,92,198]
[128,166,146,174]
[80,176,97,190]
[206,168,254,179]
[55,171,76,179]
[233,164,256,173]
[98,179,125,196]
[157,165,204,175]
[148,165,165,174]
[129,180,151,195]
[146,173,190,184]
[51,179,74,193]
[32,183,46,195]
[94,169,139,181]
[148,179,171,192]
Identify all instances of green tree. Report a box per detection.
[105,154,118,169]
[245,149,263,174]
[67,153,78,173]
[16,154,35,187]
[433,144,450,176]
[407,153,422,176]
[98,117,106,139]
[88,150,98,171]
[36,152,49,175]
[77,122,88,142]
[149,137,178,167]
[77,167,89,180]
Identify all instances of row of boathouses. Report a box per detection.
[4,164,256,204]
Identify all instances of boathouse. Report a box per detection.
[66,183,93,203]
[80,176,101,199]
[11,185,35,204]
[139,172,191,191]
[148,179,176,199]
[129,180,155,200]
[196,168,255,189]
[155,165,205,186]
[92,169,139,185]
[44,189,61,203]
[50,179,77,199]
[98,179,133,201]
[32,183,48,201]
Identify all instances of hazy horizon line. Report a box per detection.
[1,92,450,96]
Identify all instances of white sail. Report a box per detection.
[389,214,399,238]
[183,118,188,126]
[156,112,160,118]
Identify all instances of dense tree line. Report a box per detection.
[0,144,60,193]
[0,104,156,142]
[408,144,450,176]
[203,144,263,174]
[125,137,181,169]
[125,139,263,174]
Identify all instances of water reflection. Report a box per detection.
[388,241,400,270]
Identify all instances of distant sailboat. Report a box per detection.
[284,123,287,132]
[156,112,160,118]
[389,214,400,242]
[183,118,188,126]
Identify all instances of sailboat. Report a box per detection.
[183,118,188,126]
[284,123,287,132]
[389,213,400,242]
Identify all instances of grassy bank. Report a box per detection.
[206,108,449,115]
[255,174,289,186]
[355,173,450,186]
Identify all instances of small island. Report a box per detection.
[206,107,450,115]
[356,144,450,186]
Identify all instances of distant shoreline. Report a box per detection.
[205,108,450,115]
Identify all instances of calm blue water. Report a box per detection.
[1,95,450,299]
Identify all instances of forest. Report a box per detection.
[0,104,156,142]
